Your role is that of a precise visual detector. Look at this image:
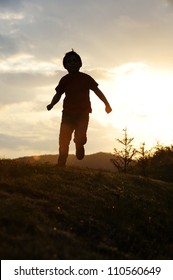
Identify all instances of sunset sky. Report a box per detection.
[1,0,173,159]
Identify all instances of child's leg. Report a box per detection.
[58,117,74,167]
[74,114,89,159]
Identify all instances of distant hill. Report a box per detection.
[15,152,116,172]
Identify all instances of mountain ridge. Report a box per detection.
[15,152,116,172]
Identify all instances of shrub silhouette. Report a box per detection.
[111,128,137,173]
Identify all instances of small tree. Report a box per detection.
[137,142,151,176]
[111,127,137,173]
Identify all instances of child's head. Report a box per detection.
[63,50,82,73]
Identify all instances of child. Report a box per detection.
[47,50,112,167]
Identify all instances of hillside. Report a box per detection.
[0,159,173,260]
[15,152,115,172]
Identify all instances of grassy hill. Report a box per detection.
[15,152,115,172]
[0,159,173,260]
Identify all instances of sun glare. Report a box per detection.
[120,66,173,116]
[92,63,173,149]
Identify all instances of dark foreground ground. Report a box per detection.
[0,160,173,259]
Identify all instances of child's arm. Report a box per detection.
[93,87,112,114]
[47,92,62,111]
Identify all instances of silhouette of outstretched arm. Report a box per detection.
[93,87,112,113]
[47,93,62,111]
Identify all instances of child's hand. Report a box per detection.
[105,104,112,114]
[47,104,53,111]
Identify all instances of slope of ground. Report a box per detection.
[0,160,173,259]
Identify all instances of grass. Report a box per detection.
[0,159,173,260]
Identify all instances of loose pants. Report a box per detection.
[58,113,89,166]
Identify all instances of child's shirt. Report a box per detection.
[55,72,98,114]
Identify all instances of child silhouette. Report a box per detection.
[47,50,112,167]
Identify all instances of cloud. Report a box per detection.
[166,0,173,4]
[0,0,23,9]
[0,102,60,158]
[86,68,111,81]
[1,72,57,87]
[0,0,173,67]
[0,52,65,105]
[112,62,148,76]
[0,133,30,150]
[0,69,64,105]
[0,12,24,20]
[0,132,57,156]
